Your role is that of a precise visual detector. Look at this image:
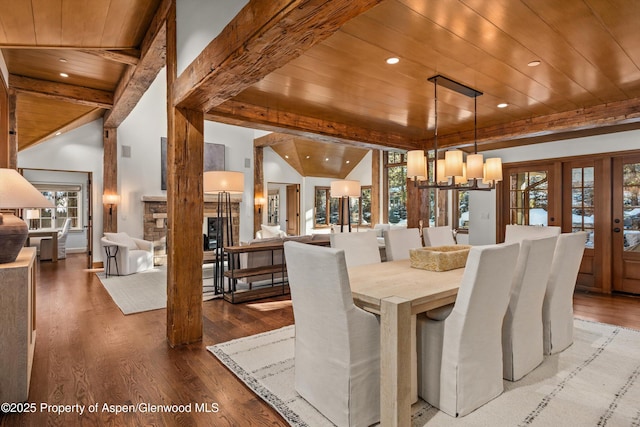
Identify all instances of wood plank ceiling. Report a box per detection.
[207,0,640,153]
[0,0,163,150]
[3,0,640,167]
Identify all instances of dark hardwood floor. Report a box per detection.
[1,254,638,426]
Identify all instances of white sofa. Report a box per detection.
[101,232,154,276]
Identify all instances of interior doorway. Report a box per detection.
[266,182,300,236]
[20,168,94,268]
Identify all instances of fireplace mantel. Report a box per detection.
[142,195,241,265]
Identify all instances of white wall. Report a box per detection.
[468,129,640,245]
[18,120,104,259]
[176,0,248,75]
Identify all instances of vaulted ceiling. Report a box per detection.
[3,0,640,170]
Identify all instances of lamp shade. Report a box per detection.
[330,180,361,198]
[466,153,484,180]
[484,157,503,182]
[407,150,427,180]
[102,193,121,205]
[436,158,447,183]
[203,171,244,194]
[454,163,468,185]
[26,209,40,220]
[444,150,464,177]
[0,168,54,208]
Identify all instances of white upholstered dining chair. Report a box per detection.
[383,227,422,261]
[284,241,380,427]
[329,231,381,267]
[543,232,587,355]
[417,242,520,417]
[504,224,561,244]
[423,226,456,247]
[502,235,558,381]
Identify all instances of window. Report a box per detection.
[314,185,372,228]
[384,151,407,225]
[455,190,469,230]
[571,167,595,248]
[32,184,82,230]
[509,171,548,225]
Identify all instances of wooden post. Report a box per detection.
[102,127,118,233]
[371,150,380,225]
[166,1,204,346]
[8,89,18,169]
[0,74,9,168]
[254,145,263,237]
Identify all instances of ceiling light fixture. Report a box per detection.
[59,58,67,63]
[497,103,508,108]
[407,75,502,191]
[60,72,69,78]
[386,57,400,65]
[527,60,541,67]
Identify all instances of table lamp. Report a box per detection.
[0,168,55,263]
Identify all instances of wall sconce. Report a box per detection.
[102,193,121,216]
[255,196,266,214]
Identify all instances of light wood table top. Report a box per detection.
[349,259,463,314]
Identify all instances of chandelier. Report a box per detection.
[407,75,502,191]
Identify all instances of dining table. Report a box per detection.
[27,230,59,262]
[348,259,465,427]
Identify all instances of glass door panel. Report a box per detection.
[613,156,640,294]
[571,166,595,248]
[508,171,549,225]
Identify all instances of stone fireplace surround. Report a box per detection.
[142,195,241,265]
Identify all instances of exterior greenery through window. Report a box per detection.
[385,151,407,225]
[32,184,81,230]
[314,186,372,228]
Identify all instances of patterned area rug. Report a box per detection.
[97,265,218,315]
[208,319,640,426]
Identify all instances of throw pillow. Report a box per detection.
[261,224,283,238]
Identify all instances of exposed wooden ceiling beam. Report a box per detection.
[174,0,383,112]
[9,74,113,109]
[206,100,418,151]
[103,0,171,127]
[432,96,640,151]
[19,108,105,151]
[80,49,141,65]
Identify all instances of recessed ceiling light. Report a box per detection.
[55,132,62,136]
[386,57,400,65]
[497,103,508,108]
[285,155,289,159]
[325,158,329,161]
[60,72,69,78]
[527,60,541,67]
[346,160,350,164]
[305,155,310,159]
[59,58,67,63]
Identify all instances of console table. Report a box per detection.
[0,247,37,403]
[223,239,330,304]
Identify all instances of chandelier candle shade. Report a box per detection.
[0,168,55,263]
[204,171,244,295]
[330,180,361,232]
[407,75,503,190]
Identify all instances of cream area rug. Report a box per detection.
[208,319,640,427]
[97,265,217,315]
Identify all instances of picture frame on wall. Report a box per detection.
[160,137,225,190]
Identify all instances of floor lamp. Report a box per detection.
[330,180,361,232]
[204,171,244,294]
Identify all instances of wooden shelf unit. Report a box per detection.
[222,239,329,303]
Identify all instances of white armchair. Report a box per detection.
[101,232,154,276]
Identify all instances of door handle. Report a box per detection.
[613,227,621,233]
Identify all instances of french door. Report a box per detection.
[501,152,640,295]
[612,155,640,294]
